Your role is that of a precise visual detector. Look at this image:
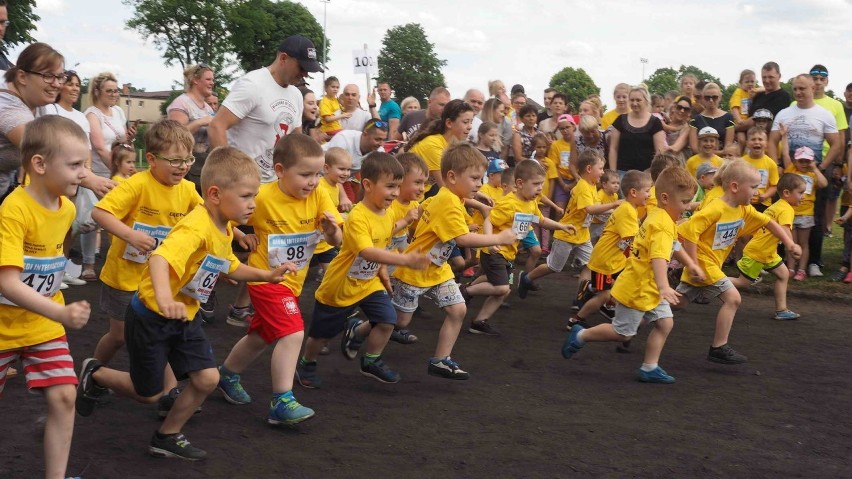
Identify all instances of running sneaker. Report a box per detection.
[636,366,676,384]
[341,317,365,360]
[75,358,104,417]
[149,432,207,461]
[773,310,800,321]
[598,304,615,321]
[267,395,315,425]
[793,270,807,281]
[807,264,823,277]
[707,344,748,364]
[565,316,589,330]
[360,356,400,383]
[199,290,217,324]
[459,284,472,304]
[468,320,500,336]
[226,304,254,327]
[517,272,533,299]
[832,269,849,282]
[217,367,251,404]
[295,361,322,389]
[561,324,585,359]
[389,328,418,344]
[427,356,470,380]
[63,275,87,286]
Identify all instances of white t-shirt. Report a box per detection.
[323,129,376,171]
[222,68,303,184]
[772,103,838,162]
[468,116,483,143]
[167,93,215,154]
[84,105,127,178]
[340,109,372,132]
[36,104,92,141]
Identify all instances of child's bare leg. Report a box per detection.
[473,285,510,321]
[93,318,125,364]
[43,384,75,479]
[160,368,217,434]
[434,303,466,358]
[713,287,742,347]
[772,264,791,311]
[578,323,628,342]
[643,317,673,365]
[526,263,554,282]
[525,245,542,274]
[797,228,811,271]
[92,367,162,404]
[395,310,414,330]
[364,323,393,355]
[233,282,250,308]
[576,290,610,319]
[271,332,303,393]
[301,337,326,363]
[222,331,267,374]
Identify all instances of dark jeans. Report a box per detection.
[808,187,828,266]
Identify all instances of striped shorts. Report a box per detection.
[0,335,77,395]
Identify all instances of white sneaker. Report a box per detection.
[807,264,823,277]
[59,282,69,290]
[63,276,87,286]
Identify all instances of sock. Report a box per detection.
[155,431,176,439]
[218,365,237,377]
[574,330,586,345]
[640,363,657,372]
[299,357,315,366]
[272,390,294,402]
[363,352,380,365]
[570,314,585,324]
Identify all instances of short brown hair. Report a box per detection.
[655,166,697,201]
[576,150,603,175]
[273,134,323,168]
[4,42,64,84]
[441,143,487,180]
[514,158,546,181]
[746,126,767,139]
[620,169,652,195]
[650,152,683,181]
[777,172,805,194]
[144,119,194,156]
[396,152,428,176]
[21,115,88,172]
[716,158,757,188]
[361,152,403,182]
[201,146,260,194]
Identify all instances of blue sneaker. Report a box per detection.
[341,317,365,360]
[217,367,251,405]
[773,309,800,321]
[360,356,400,383]
[267,395,315,426]
[295,360,322,389]
[517,272,532,299]
[561,324,585,359]
[636,366,676,384]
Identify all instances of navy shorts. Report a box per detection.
[308,290,397,339]
[449,245,463,259]
[124,295,216,397]
[310,247,339,266]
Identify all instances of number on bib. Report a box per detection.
[712,220,743,250]
[123,222,171,264]
[428,240,456,266]
[180,254,230,303]
[0,256,67,306]
[268,231,321,270]
[511,213,538,240]
[347,255,381,280]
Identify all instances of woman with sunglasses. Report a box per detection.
[86,72,136,179]
[166,64,215,192]
[688,83,735,156]
[663,95,694,158]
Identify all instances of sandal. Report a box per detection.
[80,269,98,282]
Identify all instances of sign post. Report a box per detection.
[352,45,377,95]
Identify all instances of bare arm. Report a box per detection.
[91,207,156,253]
[767,130,782,164]
[359,246,429,269]
[512,131,523,161]
[723,126,735,150]
[5,124,25,148]
[208,107,241,148]
[168,109,212,135]
[0,267,90,329]
[87,112,112,169]
[668,126,690,153]
[585,200,623,215]
[688,127,699,154]
[653,129,667,154]
[608,128,620,171]
[454,229,516,248]
[820,132,842,169]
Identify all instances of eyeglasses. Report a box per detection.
[810,69,828,77]
[103,89,121,95]
[23,70,68,85]
[703,95,720,101]
[675,105,691,112]
[558,126,574,131]
[154,154,195,168]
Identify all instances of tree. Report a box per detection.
[720,83,739,111]
[123,0,234,81]
[377,23,446,102]
[645,67,679,96]
[227,0,328,73]
[548,67,600,112]
[0,0,39,55]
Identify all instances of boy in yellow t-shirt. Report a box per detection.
[590,169,620,244]
[784,146,828,280]
[742,126,779,211]
[462,160,576,335]
[91,120,203,383]
[570,170,652,329]
[313,146,351,281]
[639,152,682,219]
[731,173,806,320]
[77,148,294,461]
[298,153,428,387]
[518,151,621,309]
[675,159,801,365]
[562,166,705,384]
[685,127,724,178]
[0,116,92,479]
[391,144,516,380]
[217,135,342,425]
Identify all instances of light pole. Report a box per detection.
[320,0,330,83]
[640,58,648,81]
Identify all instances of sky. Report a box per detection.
[11,0,852,109]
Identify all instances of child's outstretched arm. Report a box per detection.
[319,211,344,247]
[360,246,429,270]
[651,258,681,305]
[0,267,90,329]
[585,200,624,215]
[92,207,156,255]
[539,217,576,235]
[455,229,516,248]
[765,220,801,259]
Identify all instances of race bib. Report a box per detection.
[428,239,456,266]
[180,254,230,303]
[799,174,814,195]
[0,256,67,306]
[712,220,743,250]
[559,151,571,169]
[741,98,751,117]
[268,231,321,270]
[757,169,769,189]
[511,213,539,240]
[347,255,381,280]
[123,222,171,264]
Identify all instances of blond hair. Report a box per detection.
[201,146,260,194]
[90,72,118,105]
[21,116,88,172]
[655,165,697,200]
[715,158,757,188]
[183,64,213,92]
[324,146,351,167]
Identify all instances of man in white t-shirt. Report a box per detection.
[339,84,378,132]
[209,35,322,184]
[464,88,485,143]
[323,119,388,172]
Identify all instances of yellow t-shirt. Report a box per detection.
[472,182,505,227]
[246,182,341,296]
[698,185,724,211]
[592,189,619,224]
[315,178,341,255]
[743,199,794,264]
[638,185,657,219]
[486,192,543,261]
[547,139,574,179]
[319,96,342,133]
[554,177,596,244]
[393,187,470,288]
[784,164,818,216]
[112,174,128,184]
[678,199,769,286]
[409,134,448,174]
[137,205,240,319]
[685,154,724,178]
[611,207,677,312]
[389,199,419,251]
[742,154,780,206]
[588,201,639,275]
[0,188,74,349]
[601,109,621,131]
[729,87,751,120]
[538,156,558,199]
[97,170,203,292]
[314,202,395,307]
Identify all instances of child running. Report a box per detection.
[216,134,343,425]
[0,116,92,479]
[561,166,706,384]
[674,159,802,364]
[313,146,351,280]
[590,169,620,244]
[730,173,806,320]
[76,147,295,460]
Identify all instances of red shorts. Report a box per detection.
[591,270,621,292]
[246,283,304,343]
[0,335,77,395]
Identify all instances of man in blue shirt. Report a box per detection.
[377,82,401,136]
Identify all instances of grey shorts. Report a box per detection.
[676,278,735,304]
[100,283,136,320]
[546,239,592,272]
[390,278,465,313]
[612,301,672,337]
[589,223,605,244]
[793,215,815,229]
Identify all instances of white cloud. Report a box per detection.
[35,0,67,15]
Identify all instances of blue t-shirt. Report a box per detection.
[478,148,501,162]
[379,100,402,123]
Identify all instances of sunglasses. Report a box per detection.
[703,95,720,101]
[364,120,388,131]
[675,105,691,112]
[810,69,828,77]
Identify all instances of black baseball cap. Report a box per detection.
[279,35,324,73]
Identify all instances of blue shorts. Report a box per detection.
[308,290,397,339]
[520,230,540,249]
[310,247,339,266]
[449,245,463,259]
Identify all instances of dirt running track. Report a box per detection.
[2,268,850,478]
